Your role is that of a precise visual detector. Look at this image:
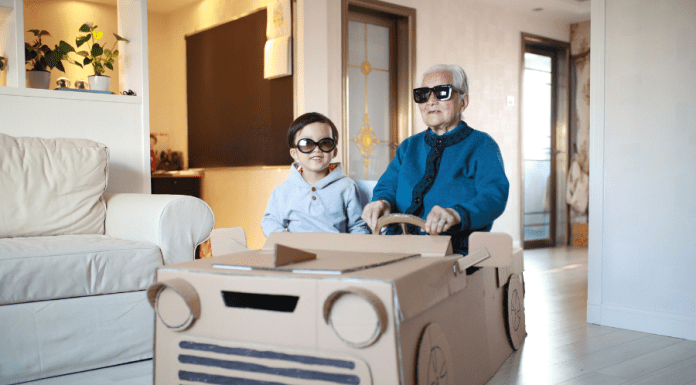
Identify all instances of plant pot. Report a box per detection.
[26,70,51,89]
[88,75,111,92]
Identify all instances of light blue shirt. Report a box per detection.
[261,163,370,236]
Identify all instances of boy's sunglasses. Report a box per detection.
[296,137,337,153]
[413,84,462,103]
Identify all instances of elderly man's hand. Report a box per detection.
[361,200,391,233]
[424,206,461,235]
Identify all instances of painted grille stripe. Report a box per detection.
[180,341,356,369]
[179,370,288,385]
[179,355,360,385]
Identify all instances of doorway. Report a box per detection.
[341,0,415,181]
[521,33,570,249]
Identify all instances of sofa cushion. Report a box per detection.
[0,133,109,238]
[0,234,162,305]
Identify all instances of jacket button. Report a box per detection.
[312,196,317,200]
[414,197,421,204]
[312,187,316,191]
[426,176,433,182]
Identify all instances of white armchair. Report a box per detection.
[0,134,214,384]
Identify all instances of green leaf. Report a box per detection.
[104,48,111,57]
[55,61,66,73]
[83,57,92,65]
[105,62,113,70]
[113,33,130,43]
[112,50,119,58]
[39,30,51,37]
[28,29,40,35]
[93,31,103,40]
[58,40,75,53]
[76,35,91,47]
[76,50,89,57]
[79,23,92,32]
[91,43,103,57]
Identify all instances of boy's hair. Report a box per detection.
[287,112,339,148]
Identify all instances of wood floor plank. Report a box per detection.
[628,355,696,385]
[599,343,696,383]
[556,371,627,385]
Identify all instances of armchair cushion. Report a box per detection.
[0,234,161,305]
[0,134,109,238]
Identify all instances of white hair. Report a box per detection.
[421,64,469,96]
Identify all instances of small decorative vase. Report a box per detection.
[75,79,88,90]
[26,70,51,89]
[88,75,110,92]
[56,77,71,88]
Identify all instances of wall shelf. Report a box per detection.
[0,85,142,103]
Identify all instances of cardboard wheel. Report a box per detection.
[416,323,453,385]
[505,274,526,349]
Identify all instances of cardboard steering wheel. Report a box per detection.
[376,213,426,235]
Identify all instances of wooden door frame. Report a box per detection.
[520,33,570,249]
[341,0,416,175]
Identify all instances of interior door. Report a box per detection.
[523,49,557,248]
[345,13,398,181]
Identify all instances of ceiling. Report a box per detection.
[83,0,590,23]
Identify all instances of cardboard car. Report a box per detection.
[148,224,525,385]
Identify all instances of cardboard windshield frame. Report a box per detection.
[149,231,525,385]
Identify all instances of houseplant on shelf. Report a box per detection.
[76,23,130,92]
[25,29,82,89]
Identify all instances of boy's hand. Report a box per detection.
[361,200,391,233]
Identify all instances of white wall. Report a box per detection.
[588,0,696,341]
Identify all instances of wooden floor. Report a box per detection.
[23,246,696,385]
[487,246,696,385]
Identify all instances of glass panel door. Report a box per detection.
[346,17,395,181]
[523,52,554,246]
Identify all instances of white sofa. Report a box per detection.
[0,134,215,384]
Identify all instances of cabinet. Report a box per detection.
[151,172,203,198]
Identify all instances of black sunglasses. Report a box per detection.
[413,84,462,103]
[295,137,337,153]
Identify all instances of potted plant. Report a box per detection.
[25,29,82,89]
[0,56,6,72]
[76,23,130,92]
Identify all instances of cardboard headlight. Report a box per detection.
[324,288,387,348]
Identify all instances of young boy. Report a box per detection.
[261,112,370,236]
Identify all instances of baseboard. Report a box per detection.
[586,302,602,324]
[591,303,695,341]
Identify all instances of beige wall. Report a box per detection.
[149,0,575,249]
[201,166,290,249]
[24,0,122,93]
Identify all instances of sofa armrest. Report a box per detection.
[104,193,214,265]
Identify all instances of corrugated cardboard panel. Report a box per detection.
[398,268,497,385]
[211,249,418,274]
[264,232,452,257]
[468,232,513,268]
[392,257,467,321]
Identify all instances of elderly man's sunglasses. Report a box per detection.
[296,137,337,153]
[413,84,462,103]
